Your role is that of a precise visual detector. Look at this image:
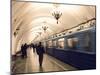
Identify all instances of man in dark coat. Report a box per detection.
[23,43,28,58]
[21,44,24,58]
[31,43,35,53]
[36,42,45,67]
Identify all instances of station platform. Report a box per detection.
[13,48,76,74]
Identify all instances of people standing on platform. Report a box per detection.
[36,42,45,67]
[23,43,28,58]
[21,44,24,58]
[31,43,35,53]
[29,43,32,49]
[21,43,28,58]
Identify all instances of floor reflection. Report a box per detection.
[39,66,44,72]
[13,48,76,74]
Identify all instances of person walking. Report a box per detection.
[21,44,24,58]
[23,43,28,58]
[31,43,35,53]
[36,42,45,67]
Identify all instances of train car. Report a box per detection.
[45,21,96,70]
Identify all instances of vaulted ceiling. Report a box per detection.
[12,0,95,44]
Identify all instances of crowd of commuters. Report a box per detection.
[21,42,45,67]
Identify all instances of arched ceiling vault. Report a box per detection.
[12,1,96,44]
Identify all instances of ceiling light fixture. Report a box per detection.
[52,2,62,24]
[42,21,48,32]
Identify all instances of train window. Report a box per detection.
[53,40,57,47]
[67,38,78,49]
[48,41,52,48]
[67,38,73,48]
[58,38,64,48]
[83,34,91,51]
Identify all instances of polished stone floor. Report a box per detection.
[13,48,76,74]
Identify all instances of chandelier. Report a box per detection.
[42,21,48,32]
[52,10,62,24]
[13,28,20,37]
[52,2,62,24]
[14,32,17,37]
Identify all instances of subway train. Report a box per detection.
[43,19,96,70]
